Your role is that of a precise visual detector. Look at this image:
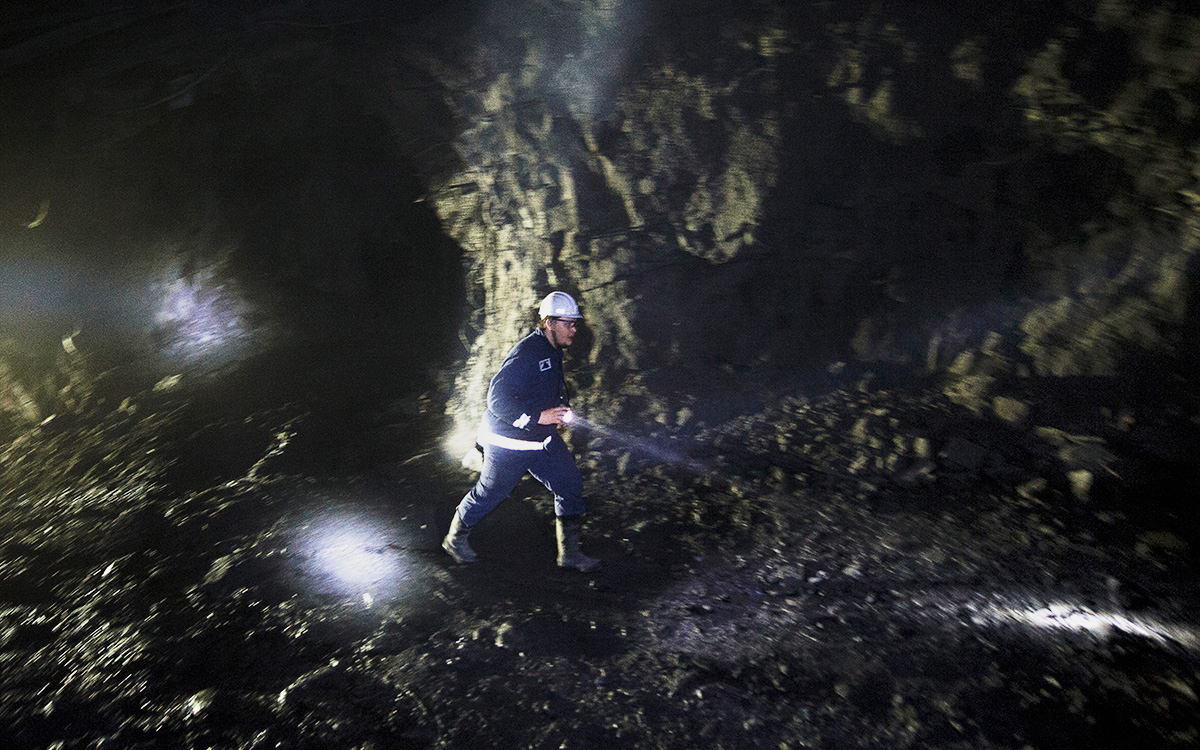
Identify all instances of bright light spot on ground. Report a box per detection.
[292,509,409,597]
[974,599,1200,652]
[315,528,395,585]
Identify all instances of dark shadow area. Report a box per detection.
[1,1,469,461]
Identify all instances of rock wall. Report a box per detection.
[423,0,1200,449]
[2,1,1197,449]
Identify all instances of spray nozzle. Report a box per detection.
[562,409,575,424]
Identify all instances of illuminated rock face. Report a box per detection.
[424,0,1200,442]
[0,1,1197,440]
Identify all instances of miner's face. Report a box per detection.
[547,317,578,349]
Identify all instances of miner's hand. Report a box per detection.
[538,406,571,425]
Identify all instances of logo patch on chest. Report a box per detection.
[539,358,552,372]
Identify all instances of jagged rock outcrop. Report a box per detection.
[424,3,796,450]
[417,0,1199,450]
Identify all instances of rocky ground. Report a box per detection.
[5,2,1200,747]
[1,351,1198,750]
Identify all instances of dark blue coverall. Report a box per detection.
[453,327,585,527]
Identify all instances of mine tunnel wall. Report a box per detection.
[1,0,1199,449]
[423,0,1200,450]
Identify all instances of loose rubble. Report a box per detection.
[2,360,1197,750]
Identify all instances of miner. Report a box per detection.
[442,291,600,571]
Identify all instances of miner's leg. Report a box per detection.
[554,515,600,572]
[530,437,599,571]
[442,510,477,564]
[444,447,527,563]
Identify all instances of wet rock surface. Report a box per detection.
[1,354,1197,750]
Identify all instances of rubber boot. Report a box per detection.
[556,516,600,571]
[442,512,478,563]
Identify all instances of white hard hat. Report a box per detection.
[538,291,582,319]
